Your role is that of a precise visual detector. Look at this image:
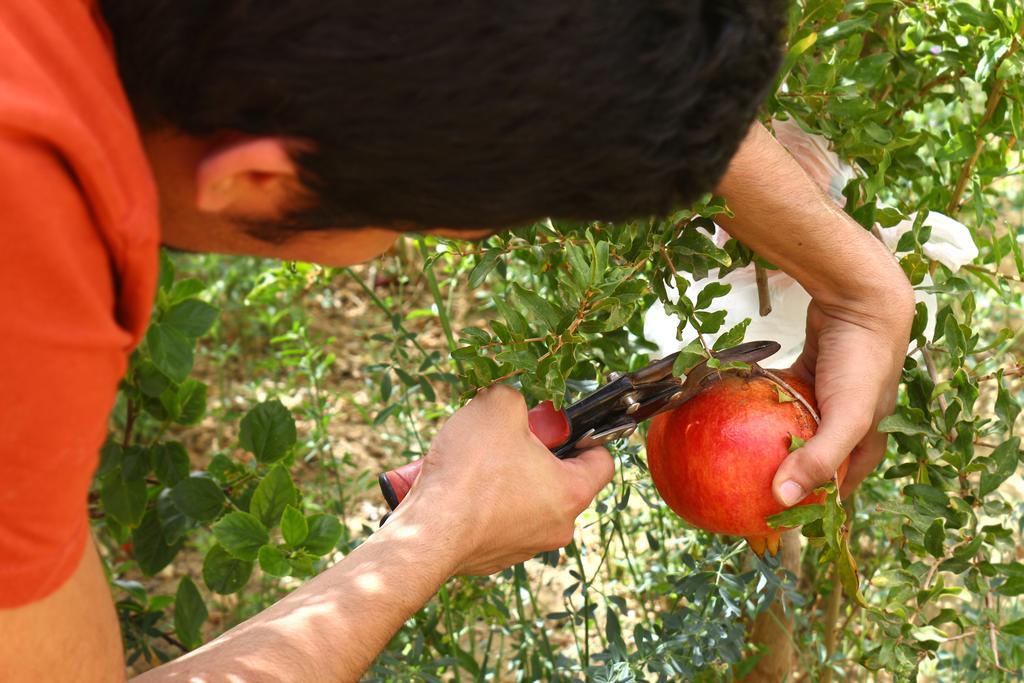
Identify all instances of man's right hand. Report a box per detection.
[392,385,615,576]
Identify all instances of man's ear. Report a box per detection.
[195,137,306,217]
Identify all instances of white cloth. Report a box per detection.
[876,211,979,272]
[644,120,976,366]
[644,248,811,367]
[772,118,857,207]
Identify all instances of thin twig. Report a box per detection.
[921,347,949,414]
[158,631,189,653]
[658,246,713,355]
[963,264,1024,284]
[755,263,773,316]
[474,335,549,350]
[946,29,1023,215]
[488,290,597,385]
[896,538,973,651]
[976,364,1024,383]
[985,593,1007,672]
[944,629,978,643]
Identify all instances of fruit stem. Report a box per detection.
[753,366,820,425]
[753,366,846,504]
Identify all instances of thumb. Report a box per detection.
[772,410,867,506]
[559,447,615,511]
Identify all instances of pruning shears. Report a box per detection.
[378,339,782,510]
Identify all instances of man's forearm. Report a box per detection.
[713,121,915,502]
[715,122,908,311]
[135,505,462,683]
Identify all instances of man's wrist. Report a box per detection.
[821,238,913,322]
[375,495,469,580]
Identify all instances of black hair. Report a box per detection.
[100,1,785,237]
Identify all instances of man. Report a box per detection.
[0,1,914,681]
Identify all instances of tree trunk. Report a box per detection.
[740,528,802,682]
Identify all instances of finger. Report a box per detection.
[559,446,615,510]
[772,408,870,506]
[839,427,888,497]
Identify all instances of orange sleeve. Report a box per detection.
[0,132,133,607]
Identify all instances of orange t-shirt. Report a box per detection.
[0,1,160,606]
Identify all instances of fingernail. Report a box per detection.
[779,480,805,506]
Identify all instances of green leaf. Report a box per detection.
[459,327,491,345]
[136,360,171,398]
[826,489,868,608]
[979,437,1021,497]
[671,339,707,377]
[132,507,184,575]
[910,625,947,643]
[673,224,731,266]
[167,278,206,304]
[468,252,498,288]
[1004,617,1024,637]
[997,575,1024,597]
[153,441,190,487]
[694,309,727,334]
[146,322,194,383]
[953,534,985,561]
[101,469,147,527]
[909,301,929,342]
[695,282,731,310]
[202,544,253,595]
[591,240,610,282]
[174,577,207,650]
[302,514,342,556]
[996,374,1021,434]
[258,545,291,577]
[417,375,436,402]
[156,488,192,545]
[121,445,151,481]
[250,465,298,529]
[712,319,750,352]
[96,441,122,478]
[379,369,393,401]
[175,379,208,425]
[239,399,297,464]
[163,299,219,338]
[778,31,817,82]
[776,385,796,403]
[158,249,175,291]
[903,484,949,506]
[924,518,945,558]
[953,2,1002,31]
[213,512,269,561]
[877,410,938,437]
[564,244,592,290]
[288,552,317,578]
[767,503,825,529]
[158,385,183,423]
[172,476,226,522]
[943,315,966,357]
[836,537,869,608]
[788,434,806,453]
[512,284,563,332]
[281,505,309,547]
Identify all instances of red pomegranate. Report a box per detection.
[646,368,848,555]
